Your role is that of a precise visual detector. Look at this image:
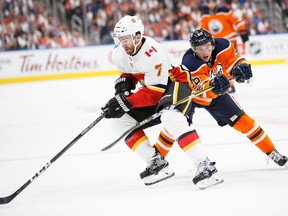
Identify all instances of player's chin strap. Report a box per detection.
[132,35,142,55]
[101,85,214,151]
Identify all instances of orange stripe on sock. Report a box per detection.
[233,115,275,154]
[158,137,173,149]
[247,126,274,152]
[247,126,264,142]
[233,114,255,134]
[156,143,170,157]
[155,130,175,157]
[161,130,175,143]
[255,135,275,154]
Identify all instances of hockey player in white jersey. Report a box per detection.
[101,15,223,189]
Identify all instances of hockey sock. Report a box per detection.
[125,129,155,162]
[177,130,207,165]
[155,128,175,157]
[249,127,275,153]
[233,114,275,154]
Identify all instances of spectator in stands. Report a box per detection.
[27,33,39,50]
[58,25,74,47]
[0,0,286,50]
[257,17,273,34]
[72,31,86,47]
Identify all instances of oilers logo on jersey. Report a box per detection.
[210,63,224,78]
[208,19,223,35]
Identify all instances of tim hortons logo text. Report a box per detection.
[20,53,98,72]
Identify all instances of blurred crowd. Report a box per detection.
[1,0,288,51]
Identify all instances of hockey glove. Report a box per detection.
[101,93,132,119]
[240,33,249,43]
[114,77,135,96]
[211,74,230,95]
[239,29,249,43]
[231,63,252,83]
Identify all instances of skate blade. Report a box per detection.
[143,167,175,186]
[196,173,224,190]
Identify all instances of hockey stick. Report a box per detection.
[0,112,106,205]
[101,85,214,151]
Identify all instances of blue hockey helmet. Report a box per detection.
[189,28,215,52]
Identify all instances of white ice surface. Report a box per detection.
[0,64,287,216]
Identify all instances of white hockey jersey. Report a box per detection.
[111,36,173,108]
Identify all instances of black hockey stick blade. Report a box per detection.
[101,85,214,151]
[0,180,31,205]
[0,195,15,205]
[0,196,14,205]
[0,113,106,205]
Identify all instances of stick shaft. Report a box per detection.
[101,86,214,151]
[0,113,105,205]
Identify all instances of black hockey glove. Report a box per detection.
[240,33,249,43]
[239,29,249,43]
[114,77,135,96]
[231,63,252,83]
[101,93,132,119]
[211,74,230,95]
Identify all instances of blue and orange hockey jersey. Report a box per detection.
[181,38,247,106]
[200,6,247,43]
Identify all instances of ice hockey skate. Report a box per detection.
[192,158,224,190]
[140,150,175,186]
[267,149,288,167]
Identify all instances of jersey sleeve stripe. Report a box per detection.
[146,84,166,93]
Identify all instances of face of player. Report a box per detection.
[207,0,217,11]
[195,42,213,62]
[118,34,141,55]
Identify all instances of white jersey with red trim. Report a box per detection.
[112,36,173,88]
[111,36,173,108]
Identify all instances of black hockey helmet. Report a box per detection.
[189,28,215,52]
